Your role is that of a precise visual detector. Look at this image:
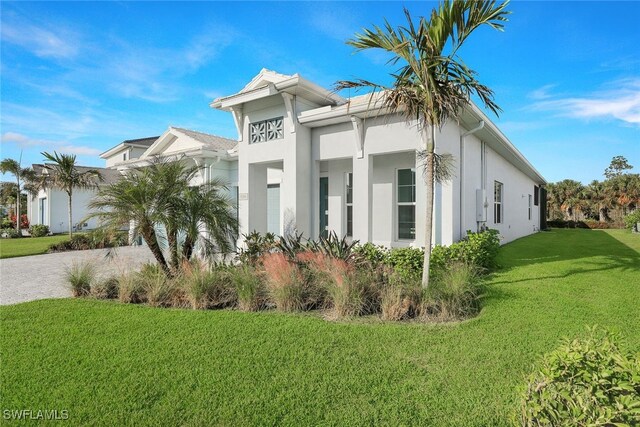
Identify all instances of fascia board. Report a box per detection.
[214,85,279,110]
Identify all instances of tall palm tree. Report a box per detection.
[555,179,584,221]
[41,152,101,237]
[586,180,615,223]
[335,0,510,288]
[0,157,36,234]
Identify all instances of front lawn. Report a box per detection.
[1,229,638,425]
[0,235,69,259]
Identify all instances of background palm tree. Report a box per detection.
[0,157,36,234]
[41,151,101,237]
[335,0,510,288]
[87,158,238,277]
[555,179,584,221]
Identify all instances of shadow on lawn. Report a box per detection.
[489,229,640,286]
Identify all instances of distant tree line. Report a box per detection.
[546,156,639,227]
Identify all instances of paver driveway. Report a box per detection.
[0,246,155,305]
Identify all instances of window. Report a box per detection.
[528,194,532,220]
[345,173,353,237]
[249,117,283,143]
[494,181,503,224]
[123,152,127,161]
[534,185,539,206]
[397,168,416,240]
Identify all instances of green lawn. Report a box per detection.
[1,229,638,426]
[0,235,69,259]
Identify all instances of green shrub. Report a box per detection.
[182,262,235,310]
[353,242,389,266]
[48,229,128,253]
[28,224,49,237]
[238,231,277,265]
[519,327,640,427]
[387,247,424,281]
[1,217,13,228]
[64,261,95,297]
[307,231,359,262]
[421,262,483,321]
[0,228,20,239]
[229,264,265,312]
[91,276,119,299]
[623,210,640,231]
[460,229,501,270]
[276,231,307,259]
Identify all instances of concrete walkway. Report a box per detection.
[0,246,155,305]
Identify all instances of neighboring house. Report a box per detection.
[26,165,123,234]
[209,69,546,246]
[102,126,238,200]
[100,136,159,167]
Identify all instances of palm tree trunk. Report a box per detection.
[67,189,73,238]
[182,236,194,262]
[15,176,21,235]
[421,125,435,289]
[599,207,607,223]
[167,228,180,272]
[141,222,171,276]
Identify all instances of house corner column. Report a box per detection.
[352,154,372,243]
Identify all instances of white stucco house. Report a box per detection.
[26,165,124,234]
[207,69,545,247]
[31,68,546,247]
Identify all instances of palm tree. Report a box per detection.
[179,179,238,262]
[86,163,173,275]
[586,180,615,223]
[0,157,36,234]
[41,152,101,237]
[555,179,584,221]
[87,158,239,277]
[335,0,510,288]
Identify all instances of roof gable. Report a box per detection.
[240,68,295,93]
[141,127,237,159]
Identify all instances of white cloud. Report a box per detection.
[1,20,79,59]
[530,79,640,125]
[1,132,102,156]
[527,84,557,100]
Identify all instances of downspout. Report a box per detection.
[459,120,484,239]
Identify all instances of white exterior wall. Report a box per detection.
[27,187,100,234]
[104,146,148,167]
[220,73,545,249]
[484,144,540,243]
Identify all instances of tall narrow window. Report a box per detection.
[123,152,127,161]
[528,194,532,220]
[397,168,416,240]
[345,173,353,237]
[494,181,503,224]
[534,185,539,206]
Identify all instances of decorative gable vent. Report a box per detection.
[250,117,283,143]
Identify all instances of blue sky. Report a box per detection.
[1,1,638,184]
